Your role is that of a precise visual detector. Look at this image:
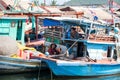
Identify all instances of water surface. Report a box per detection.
[0,70,120,80]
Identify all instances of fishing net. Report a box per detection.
[0,36,19,56]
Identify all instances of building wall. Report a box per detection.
[0,17,26,45]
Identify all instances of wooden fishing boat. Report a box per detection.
[39,56,119,76]
[0,55,43,74]
[33,17,120,76]
[0,42,48,74]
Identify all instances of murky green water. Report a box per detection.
[0,70,120,80]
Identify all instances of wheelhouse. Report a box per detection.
[43,17,116,60]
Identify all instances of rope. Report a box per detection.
[62,38,81,57]
[37,59,42,80]
[50,69,53,80]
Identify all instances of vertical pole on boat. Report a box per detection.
[110,47,114,59]
[84,45,87,57]
[50,69,53,80]
[35,16,38,40]
[109,0,114,26]
[109,0,113,11]
[87,22,93,40]
[37,60,42,80]
[85,25,88,39]
[116,40,120,61]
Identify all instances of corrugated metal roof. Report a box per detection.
[3,0,30,9]
[2,0,45,13]
[41,6,62,13]
[60,6,83,12]
[28,6,47,13]
[18,0,30,10]
[82,8,113,20]
[3,0,26,11]
[3,0,14,6]
[0,0,7,10]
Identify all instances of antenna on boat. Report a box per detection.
[87,21,94,40]
[108,0,115,26]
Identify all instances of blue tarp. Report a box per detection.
[43,17,107,28]
[43,18,80,27]
[43,18,62,26]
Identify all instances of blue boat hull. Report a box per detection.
[42,58,120,76]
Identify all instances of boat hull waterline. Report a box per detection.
[42,58,120,76]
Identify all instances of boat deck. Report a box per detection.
[41,55,117,65]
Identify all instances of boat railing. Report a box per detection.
[89,34,115,42]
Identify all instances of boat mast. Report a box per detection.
[44,0,46,6]
[108,0,114,25]
[109,0,113,11]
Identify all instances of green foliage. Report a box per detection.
[64,0,120,6]
[50,0,57,6]
[41,3,45,6]
[33,0,40,6]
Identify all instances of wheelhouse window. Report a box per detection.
[65,25,85,39]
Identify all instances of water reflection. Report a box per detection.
[53,74,120,80]
[54,75,120,80]
[0,71,120,80]
[0,73,38,80]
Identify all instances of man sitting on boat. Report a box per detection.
[70,27,80,39]
[48,43,61,55]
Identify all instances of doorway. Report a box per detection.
[16,20,23,41]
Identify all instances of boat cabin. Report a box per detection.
[43,17,118,61]
[0,16,27,45]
